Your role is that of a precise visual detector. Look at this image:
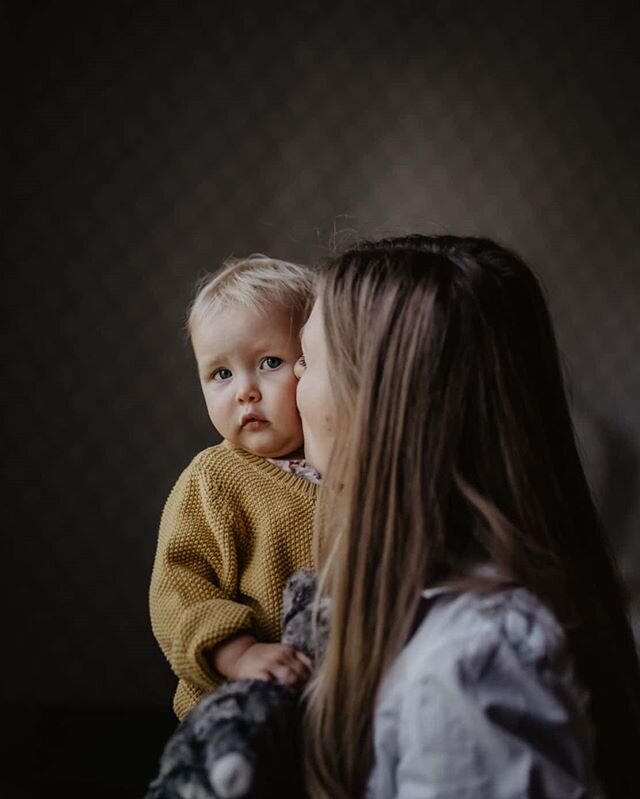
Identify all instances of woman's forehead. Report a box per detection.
[300,298,324,348]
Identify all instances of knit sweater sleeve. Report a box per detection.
[149,455,256,691]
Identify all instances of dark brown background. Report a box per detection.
[5,1,639,794]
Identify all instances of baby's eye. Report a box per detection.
[213,367,232,381]
[260,356,282,370]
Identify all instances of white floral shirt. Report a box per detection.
[267,457,322,485]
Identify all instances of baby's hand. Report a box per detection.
[232,642,312,686]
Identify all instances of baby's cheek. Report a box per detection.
[281,372,301,399]
[279,380,304,423]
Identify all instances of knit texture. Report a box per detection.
[149,441,318,718]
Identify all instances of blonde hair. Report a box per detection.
[305,235,640,799]
[187,254,314,337]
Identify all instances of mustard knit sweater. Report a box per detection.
[149,441,318,719]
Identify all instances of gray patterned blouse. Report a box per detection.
[366,583,602,799]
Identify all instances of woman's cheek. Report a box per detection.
[296,377,310,426]
[297,378,318,440]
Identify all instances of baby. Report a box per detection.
[150,255,319,719]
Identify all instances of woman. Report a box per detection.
[295,235,640,798]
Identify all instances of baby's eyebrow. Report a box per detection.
[200,354,225,369]
[196,354,229,378]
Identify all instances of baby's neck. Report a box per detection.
[270,447,305,461]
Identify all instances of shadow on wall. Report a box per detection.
[573,407,640,642]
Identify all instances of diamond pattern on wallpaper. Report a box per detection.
[6,0,639,705]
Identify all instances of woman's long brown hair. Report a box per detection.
[304,235,640,799]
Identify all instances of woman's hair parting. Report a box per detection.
[304,234,640,799]
[187,254,314,337]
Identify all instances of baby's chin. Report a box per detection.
[253,442,305,460]
[228,431,305,460]
[270,444,305,460]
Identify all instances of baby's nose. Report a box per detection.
[236,383,261,403]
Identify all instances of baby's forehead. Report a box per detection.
[202,299,301,331]
[192,301,303,356]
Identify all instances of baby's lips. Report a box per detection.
[240,413,268,427]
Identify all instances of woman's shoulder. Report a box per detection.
[373,587,599,799]
[403,586,578,692]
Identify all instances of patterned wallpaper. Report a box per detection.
[6,0,639,707]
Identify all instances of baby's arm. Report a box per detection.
[150,458,312,692]
[210,633,311,686]
[150,459,259,692]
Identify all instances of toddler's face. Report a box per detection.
[191,304,304,458]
